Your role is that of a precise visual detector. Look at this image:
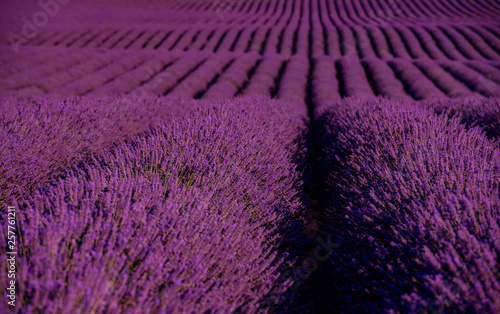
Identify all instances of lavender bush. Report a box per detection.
[0,96,308,313]
[312,97,500,313]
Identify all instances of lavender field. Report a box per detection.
[0,0,500,312]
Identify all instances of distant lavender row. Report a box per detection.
[0,97,308,313]
[0,96,198,207]
[2,44,500,100]
[7,0,499,59]
[312,97,500,312]
[202,53,260,99]
[276,55,309,113]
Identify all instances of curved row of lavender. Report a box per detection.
[0,96,308,313]
[310,97,500,312]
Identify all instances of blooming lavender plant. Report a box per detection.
[0,96,308,313]
[312,97,500,313]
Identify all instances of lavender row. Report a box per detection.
[0,53,89,90]
[0,96,307,313]
[4,0,500,60]
[202,52,261,99]
[2,49,498,100]
[352,26,376,59]
[438,25,488,61]
[410,26,450,60]
[311,55,341,106]
[129,51,209,96]
[388,59,447,99]
[34,52,119,92]
[382,27,413,59]
[413,59,476,97]
[394,26,429,59]
[0,48,67,78]
[337,57,375,97]
[470,25,500,55]
[454,25,500,60]
[167,53,234,98]
[310,0,325,58]
[278,0,301,57]
[425,26,468,61]
[294,0,310,56]
[312,97,500,313]
[89,55,178,97]
[439,60,500,97]
[368,27,393,60]
[276,55,309,113]
[242,53,286,96]
[362,57,407,98]
[465,61,500,86]
[54,54,147,96]
[263,12,288,56]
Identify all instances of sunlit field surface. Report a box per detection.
[1,0,500,312]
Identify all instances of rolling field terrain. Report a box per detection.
[0,0,499,106]
[0,0,500,312]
